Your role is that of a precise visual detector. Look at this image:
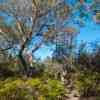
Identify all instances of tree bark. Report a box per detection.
[18,42,28,73]
[18,36,43,74]
[18,50,28,73]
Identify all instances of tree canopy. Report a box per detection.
[0,0,76,72]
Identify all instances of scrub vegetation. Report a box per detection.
[0,0,100,100]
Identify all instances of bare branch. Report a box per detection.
[0,46,13,51]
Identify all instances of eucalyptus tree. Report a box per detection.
[0,0,77,74]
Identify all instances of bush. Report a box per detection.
[39,79,65,100]
[0,78,65,100]
[74,71,100,97]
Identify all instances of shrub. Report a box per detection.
[75,71,100,97]
[0,78,65,100]
[39,79,65,100]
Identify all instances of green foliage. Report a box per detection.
[74,71,100,97]
[0,78,33,100]
[73,43,100,99]
[43,59,63,80]
[39,79,64,100]
[0,78,65,100]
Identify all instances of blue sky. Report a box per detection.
[77,20,100,42]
